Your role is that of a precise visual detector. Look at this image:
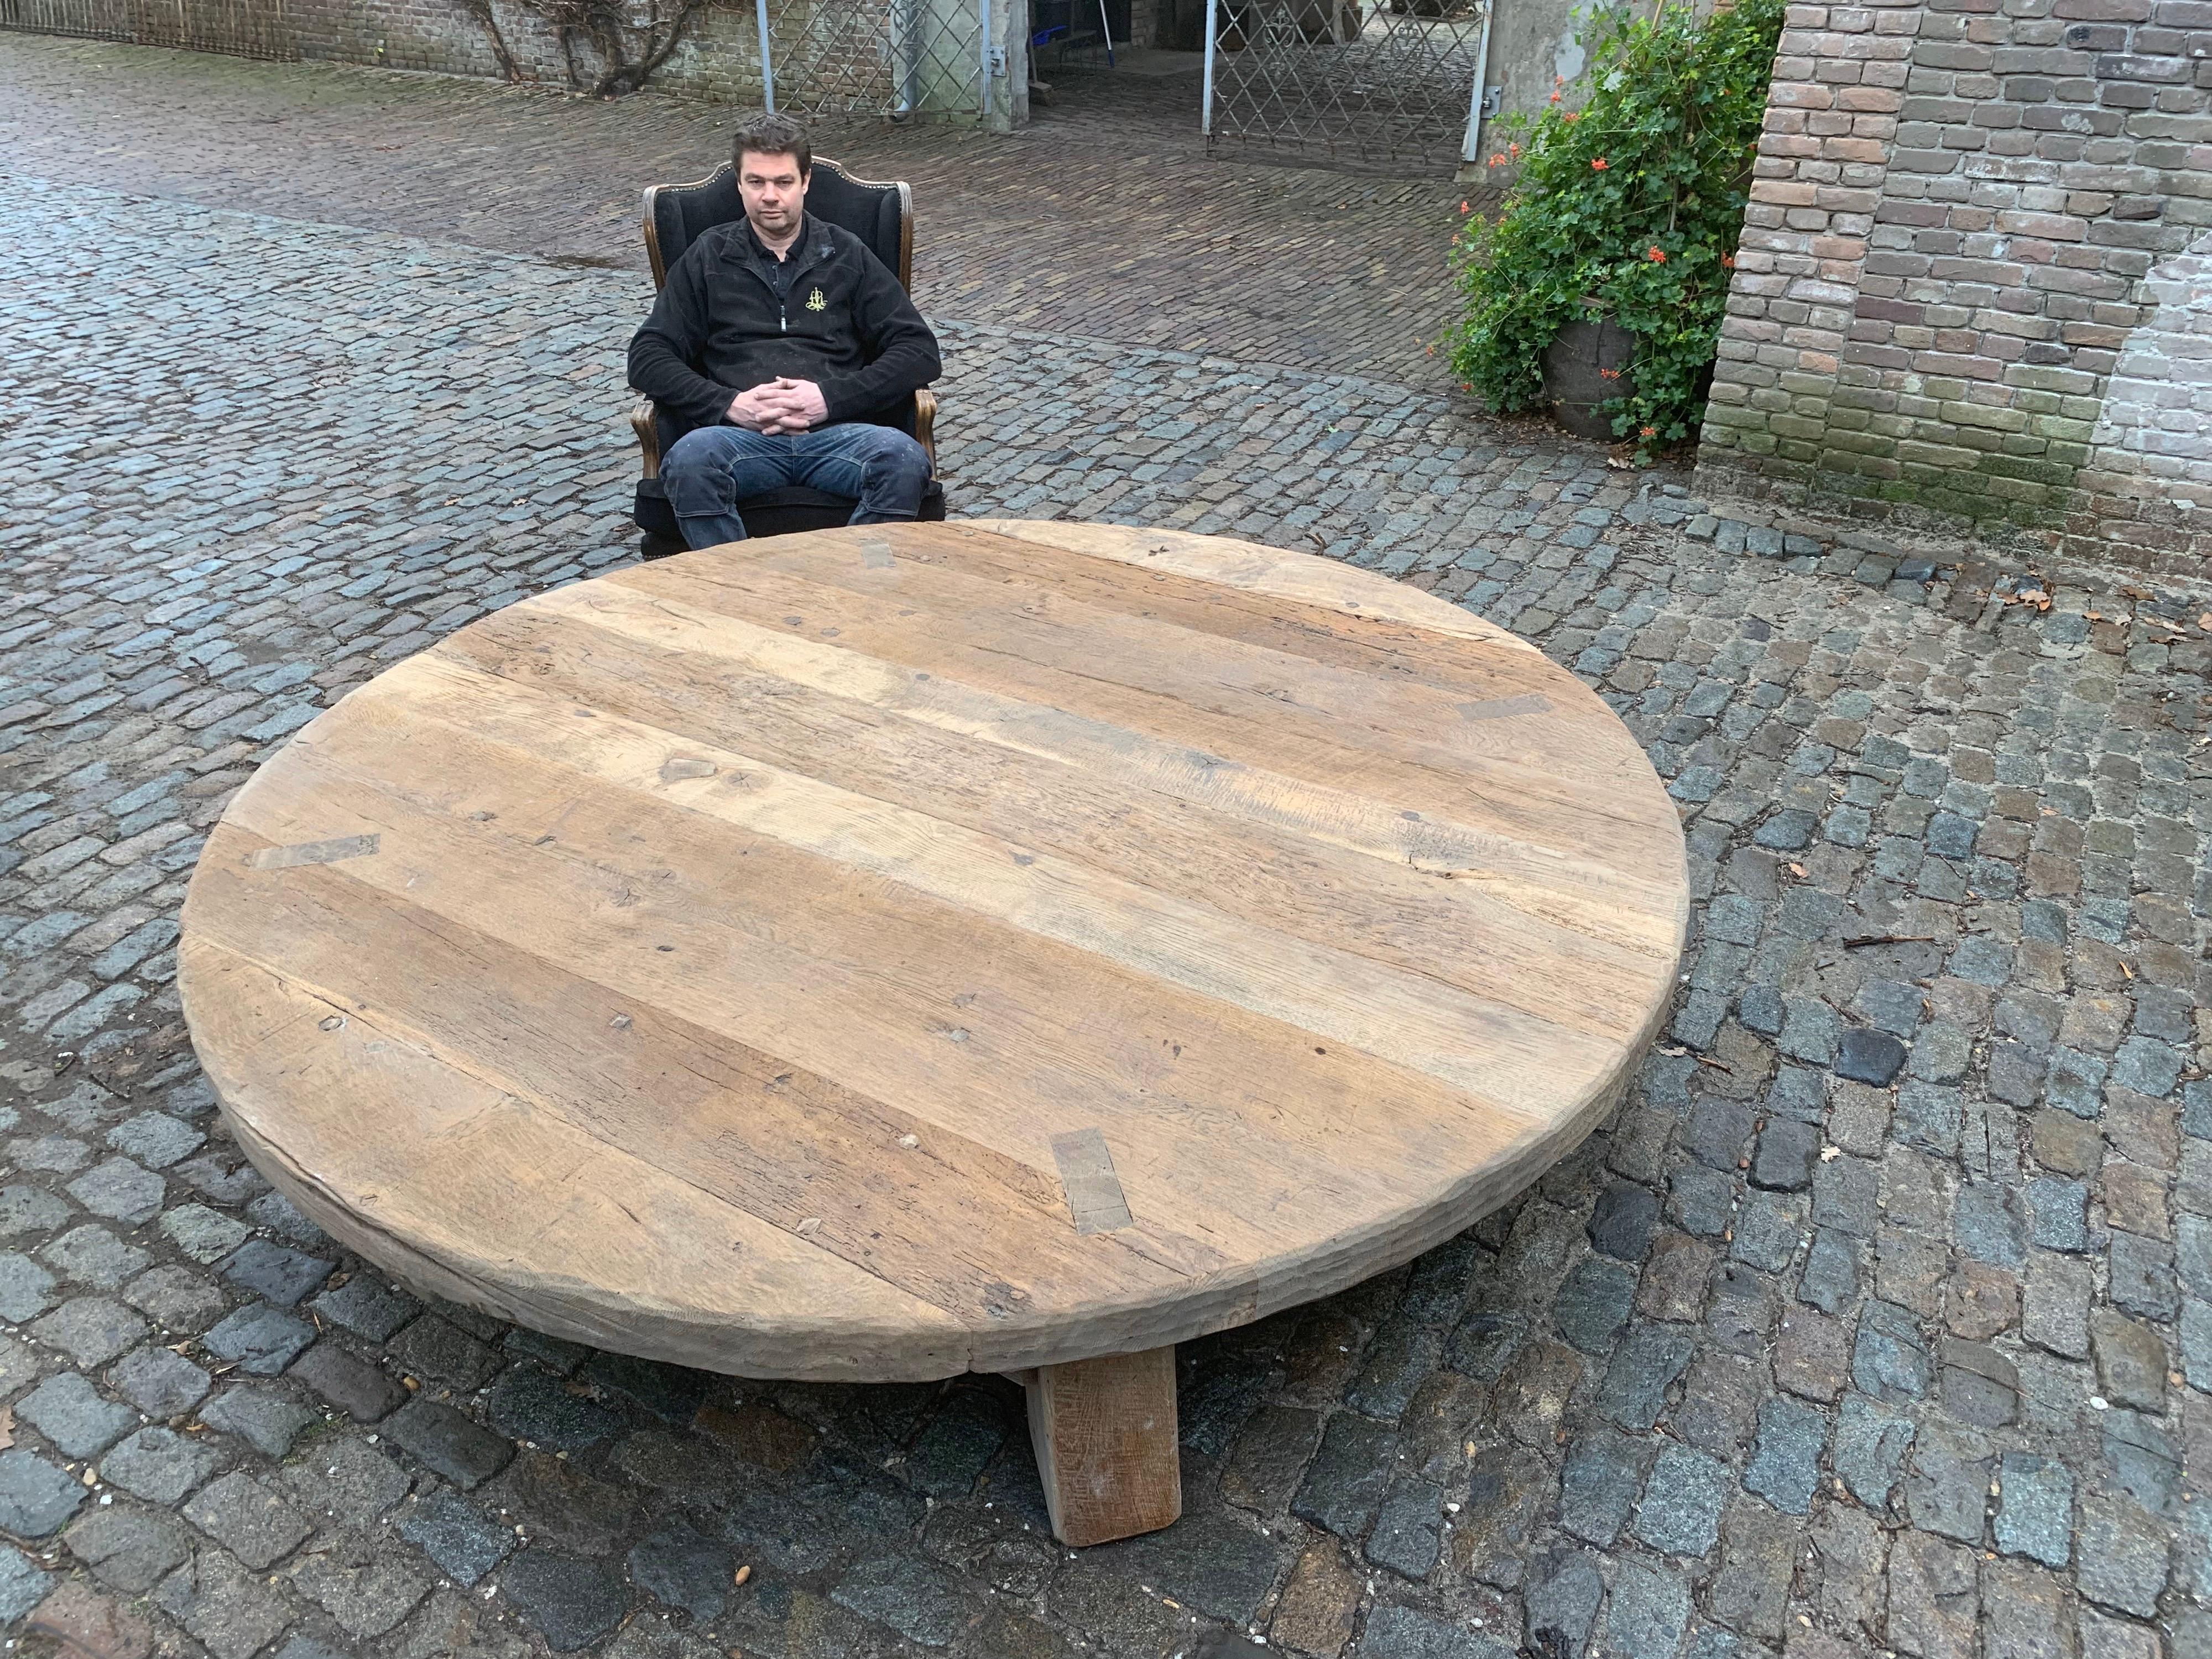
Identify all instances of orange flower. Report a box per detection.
[1591,158,1609,170]
[1599,367,1622,379]
[1640,426,1658,437]
[1563,109,1579,122]
[1648,246,1667,262]
[1721,252,1736,268]
[1509,141,1521,157]
[1550,91,1563,103]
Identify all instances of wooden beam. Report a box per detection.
[1023,1346,1182,1546]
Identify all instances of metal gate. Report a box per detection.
[0,0,296,58]
[1202,0,1491,174]
[760,0,990,121]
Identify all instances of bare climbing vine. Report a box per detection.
[455,0,712,96]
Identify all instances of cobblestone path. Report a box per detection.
[3,74,2211,1659]
[0,33,1472,389]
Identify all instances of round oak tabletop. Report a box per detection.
[179,519,1688,1386]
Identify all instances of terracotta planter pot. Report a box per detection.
[1541,316,1636,441]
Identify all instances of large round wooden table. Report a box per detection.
[180,520,1687,1546]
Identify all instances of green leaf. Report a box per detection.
[1444,0,1784,460]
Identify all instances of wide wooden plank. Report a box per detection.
[745,521,1545,700]
[179,520,1689,1379]
[966,519,1539,653]
[177,936,974,1379]
[188,790,1622,1366]
[326,653,1630,1115]
[216,695,1547,1190]
[517,580,1680,954]
[627,537,1657,839]
[609,556,1673,858]
[435,605,1667,1036]
[187,826,1234,1340]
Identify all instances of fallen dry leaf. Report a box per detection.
[0,1404,13,1449]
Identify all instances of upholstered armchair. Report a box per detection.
[628,158,943,545]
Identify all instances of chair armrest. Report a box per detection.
[630,400,661,478]
[914,388,938,468]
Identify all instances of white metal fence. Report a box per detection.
[760,0,991,120]
[1202,0,1493,173]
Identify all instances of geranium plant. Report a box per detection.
[1444,0,1785,456]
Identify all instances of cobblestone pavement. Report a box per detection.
[3,123,2212,1659]
[0,32,1477,389]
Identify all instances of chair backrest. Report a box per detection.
[641,158,912,293]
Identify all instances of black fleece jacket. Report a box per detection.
[627,215,942,437]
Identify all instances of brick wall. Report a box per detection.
[283,0,772,101]
[76,0,1027,126]
[0,0,781,96]
[1696,0,2212,576]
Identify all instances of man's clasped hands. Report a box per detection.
[727,376,832,435]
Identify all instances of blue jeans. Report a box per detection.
[660,421,932,550]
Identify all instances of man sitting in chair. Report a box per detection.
[628,113,942,549]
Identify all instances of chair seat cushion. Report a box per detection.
[634,477,945,541]
[734,485,873,512]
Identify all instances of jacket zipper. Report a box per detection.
[740,233,827,335]
[737,230,828,337]
[737,255,795,333]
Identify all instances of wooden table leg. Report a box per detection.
[1022,1345,1182,1546]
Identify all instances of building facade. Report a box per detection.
[1696,0,2212,576]
[0,0,1585,169]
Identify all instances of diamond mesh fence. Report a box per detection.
[768,0,984,121]
[1206,0,1486,173]
[0,0,296,57]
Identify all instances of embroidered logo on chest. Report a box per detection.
[806,288,827,311]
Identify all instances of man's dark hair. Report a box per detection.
[731,112,812,177]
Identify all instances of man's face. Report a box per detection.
[738,150,808,242]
